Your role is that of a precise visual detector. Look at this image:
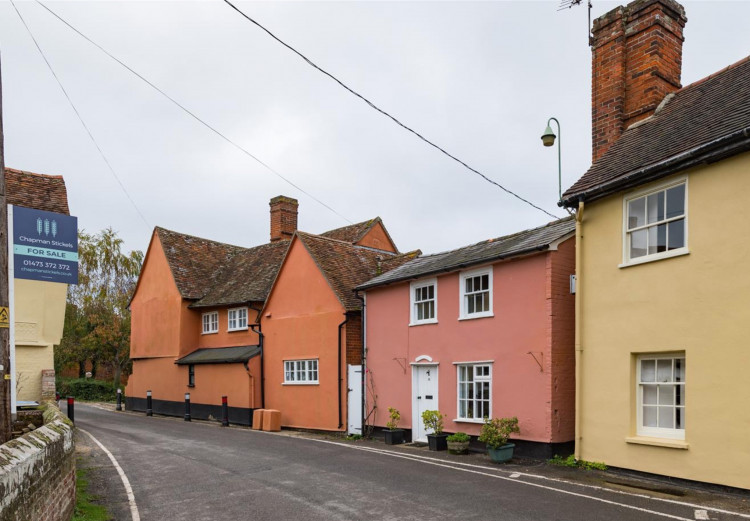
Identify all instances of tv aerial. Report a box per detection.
[558,0,594,46]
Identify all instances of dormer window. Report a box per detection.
[228,307,248,331]
[202,312,218,334]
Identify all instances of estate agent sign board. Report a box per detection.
[12,205,78,284]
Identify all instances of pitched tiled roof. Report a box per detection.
[5,168,70,215]
[319,219,379,243]
[191,240,290,308]
[175,345,260,365]
[562,55,750,206]
[358,217,575,290]
[156,227,245,300]
[297,232,416,311]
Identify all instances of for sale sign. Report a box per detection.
[12,205,78,284]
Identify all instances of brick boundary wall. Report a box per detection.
[0,404,76,521]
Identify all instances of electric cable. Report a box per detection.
[32,0,353,225]
[10,0,150,228]
[222,0,560,220]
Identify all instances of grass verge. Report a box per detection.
[73,465,112,521]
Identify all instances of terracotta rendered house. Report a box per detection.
[561,0,750,490]
[6,168,71,404]
[358,217,576,457]
[127,196,408,430]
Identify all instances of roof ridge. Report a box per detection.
[5,167,65,180]
[678,54,750,92]
[298,230,398,256]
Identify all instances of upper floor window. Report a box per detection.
[410,278,437,325]
[625,181,687,265]
[637,354,685,440]
[228,307,248,331]
[459,268,493,319]
[202,312,218,334]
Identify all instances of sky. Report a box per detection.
[1,0,749,258]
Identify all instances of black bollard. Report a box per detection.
[116,388,122,411]
[221,396,229,427]
[67,396,75,424]
[146,390,153,416]
[184,393,191,421]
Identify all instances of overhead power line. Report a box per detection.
[10,0,150,228]
[34,1,353,225]
[222,0,560,220]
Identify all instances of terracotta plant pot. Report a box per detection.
[487,443,515,463]
[384,429,404,445]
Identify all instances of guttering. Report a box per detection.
[574,201,584,461]
[337,314,350,430]
[561,128,750,208]
[355,291,366,436]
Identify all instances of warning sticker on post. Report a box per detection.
[0,307,8,328]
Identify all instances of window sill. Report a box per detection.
[619,249,689,268]
[625,436,689,450]
[227,327,249,332]
[453,418,484,424]
[201,331,218,335]
[409,320,438,327]
[282,382,320,386]
[458,313,494,321]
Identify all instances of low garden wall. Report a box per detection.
[0,404,76,521]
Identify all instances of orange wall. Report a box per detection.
[130,234,184,359]
[357,222,396,252]
[126,356,261,408]
[262,238,348,431]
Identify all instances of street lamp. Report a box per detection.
[541,117,562,203]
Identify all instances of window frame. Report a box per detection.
[283,359,319,385]
[621,178,689,268]
[458,267,493,320]
[455,362,493,423]
[410,278,438,326]
[202,311,219,335]
[227,307,249,332]
[636,353,686,440]
[188,364,195,387]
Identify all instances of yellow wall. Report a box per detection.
[14,278,67,401]
[577,151,750,490]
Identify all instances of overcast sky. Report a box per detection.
[1,0,749,257]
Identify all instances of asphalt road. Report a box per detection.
[74,404,748,521]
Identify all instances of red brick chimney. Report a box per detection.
[591,0,687,162]
[269,196,298,242]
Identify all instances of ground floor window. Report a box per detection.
[457,363,491,420]
[188,364,195,387]
[637,354,685,439]
[284,359,319,384]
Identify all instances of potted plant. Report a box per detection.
[384,407,404,445]
[422,410,448,451]
[446,432,471,455]
[479,416,520,463]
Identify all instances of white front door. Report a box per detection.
[412,364,438,442]
[347,365,363,435]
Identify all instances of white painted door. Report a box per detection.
[412,364,438,442]
[347,365,363,436]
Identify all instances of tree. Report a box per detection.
[58,228,143,388]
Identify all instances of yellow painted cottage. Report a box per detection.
[6,168,71,403]
[562,0,750,490]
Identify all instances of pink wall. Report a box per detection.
[365,240,575,443]
[262,238,349,431]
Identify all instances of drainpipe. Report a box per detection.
[337,314,349,430]
[355,291,366,436]
[250,305,265,410]
[574,200,584,460]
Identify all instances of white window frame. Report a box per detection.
[636,354,686,440]
[455,362,492,422]
[459,267,493,320]
[410,278,438,325]
[227,307,248,332]
[283,359,319,385]
[621,177,688,268]
[202,311,218,334]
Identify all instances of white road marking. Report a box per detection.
[79,428,141,521]
[510,473,521,478]
[695,510,710,520]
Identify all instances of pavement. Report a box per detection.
[72,402,750,521]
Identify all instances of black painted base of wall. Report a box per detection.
[126,397,255,426]
[369,426,573,460]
